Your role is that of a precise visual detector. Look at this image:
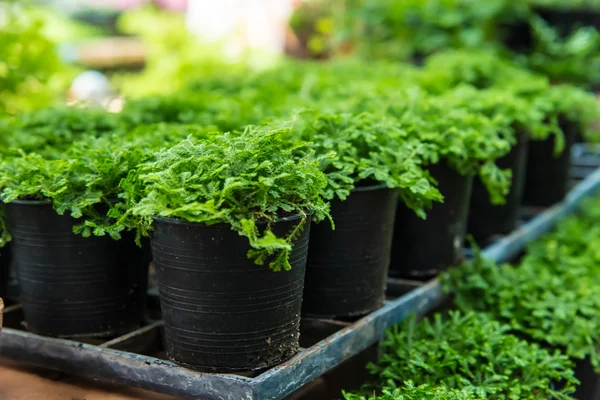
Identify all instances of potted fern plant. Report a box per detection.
[383,89,514,279]
[522,84,600,206]
[344,311,577,400]
[121,127,330,372]
[284,110,441,318]
[419,50,600,208]
[0,133,151,338]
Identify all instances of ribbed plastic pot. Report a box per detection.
[151,214,311,372]
[523,121,578,207]
[4,200,150,338]
[302,185,398,318]
[389,162,473,279]
[572,357,600,400]
[468,133,530,243]
[0,245,10,299]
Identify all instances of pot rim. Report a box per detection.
[4,198,52,206]
[153,211,309,227]
[351,183,390,193]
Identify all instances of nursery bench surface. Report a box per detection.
[1,147,599,400]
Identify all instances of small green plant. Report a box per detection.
[283,111,442,217]
[363,311,577,399]
[443,205,600,370]
[120,127,331,272]
[0,106,122,158]
[343,382,483,400]
[0,133,156,242]
[386,90,515,204]
[418,50,600,143]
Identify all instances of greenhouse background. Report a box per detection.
[0,0,600,399]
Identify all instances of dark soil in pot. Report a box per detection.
[4,200,150,338]
[389,162,473,280]
[302,184,398,318]
[151,214,311,372]
[523,120,578,207]
[468,133,530,243]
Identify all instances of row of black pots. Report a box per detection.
[4,201,151,338]
[0,194,396,372]
[0,127,577,372]
[391,123,577,279]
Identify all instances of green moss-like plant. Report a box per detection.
[0,106,122,158]
[363,311,577,399]
[386,90,515,204]
[0,133,153,242]
[343,382,483,400]
[283,111,442,217]
[443,202,600,370]
[419,50,600,143]
[120,127,331,272]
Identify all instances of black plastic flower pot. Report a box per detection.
[572,357,600,400]
[501,21,534,54]
[468,133,530,243]
[302,185,398,318]
[389,162,473,280]
[523,120,578,207]
[151,214,311,372]
[4,200,150,338]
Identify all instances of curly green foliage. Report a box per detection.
[418,50,535,93]
[443,218,600,371]
[439,85,555,140]
[343,382,483,400]
[120,90,281,132]
[419,50,600,142]
[121,128,330,272]
[367,312,577,399]
[0,106,122,158]
[285,111,442,217]
[541,84,600,141]
[384,90,514,204]
[0,134,153,240]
